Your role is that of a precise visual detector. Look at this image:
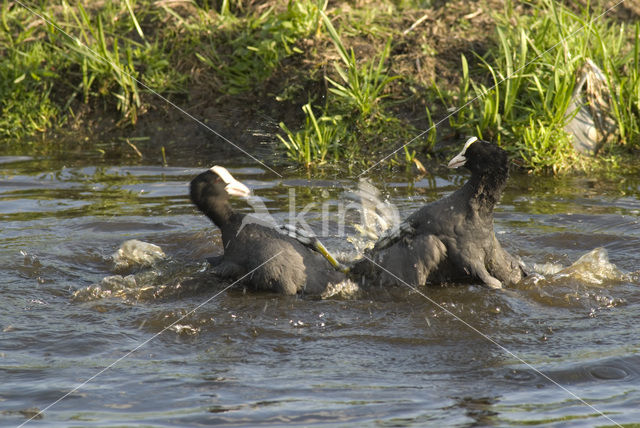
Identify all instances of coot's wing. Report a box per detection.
[351,233,446,287]
[371,220,416,252]
[377,233,446,286]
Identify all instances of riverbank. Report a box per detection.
[1,0,639,173]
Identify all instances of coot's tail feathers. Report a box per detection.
[277,224,349,273]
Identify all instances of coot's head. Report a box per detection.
[447,137,508,176]
[190,166,251,213]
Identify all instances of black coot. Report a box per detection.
[190,166,347,295]
[351,137,526,289]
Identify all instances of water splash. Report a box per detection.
[555,247,626,285]
[112,239,166,272]
[529,247,627,286]
[73,240,212,303]
[522,248,629,310]
[320,279,362,300]
[72,270,164,302]
[344,179,401,254]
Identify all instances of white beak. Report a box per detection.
[447,136,478,169]
[224,180,251,198]
[210,165,251,198]
[447,153,466,169]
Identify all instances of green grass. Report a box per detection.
[445,0,640,173]
[196,1,326,95]
[50,0,190,123]
[322,12,398,119]
[61,2,142,123]
[0,4,60,141]
[277,102,346,167]
[1,0,639,174]
[276,10,416,168]
[0,0,187,148]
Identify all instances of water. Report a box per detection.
[1,154,640,427]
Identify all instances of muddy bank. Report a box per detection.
[36,0,507,163]
[5,0,640,171]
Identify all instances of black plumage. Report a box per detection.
[190,166,347,295]
[351,137,526,289]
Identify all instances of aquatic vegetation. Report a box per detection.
[515,117,578,175]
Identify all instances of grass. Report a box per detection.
[196,1,326,95]
[277,103,346,167]
[61,2,142,123]
[0,4,59,141]
[445,0,640,173]
[322,12,398,120]
[0,0,639,174]
[0,0,186,149]
[276,10,415,167]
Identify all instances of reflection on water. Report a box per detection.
[1,155,640,427]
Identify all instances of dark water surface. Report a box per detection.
[1,154,639,427]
